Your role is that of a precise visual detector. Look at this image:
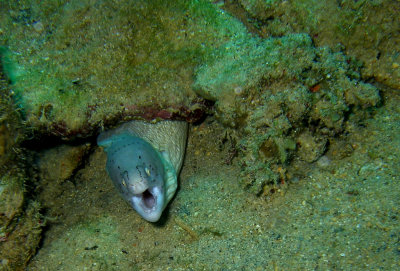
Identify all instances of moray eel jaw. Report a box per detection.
[125,161,166,222]
[129,150,177,222]
[130,184,165,222]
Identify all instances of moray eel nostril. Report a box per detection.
[97,120,188,222]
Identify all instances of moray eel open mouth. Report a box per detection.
[141,189,156,209]
[131,186,164,222]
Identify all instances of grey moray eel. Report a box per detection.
[97,120,188,222]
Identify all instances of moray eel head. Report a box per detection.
[98,120,187,222]
[98,134,170,222]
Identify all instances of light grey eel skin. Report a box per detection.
[97,120,188,222]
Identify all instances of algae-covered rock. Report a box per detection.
[37,144,91,182]
[239,0,400,90]
[0,172,25,234]
[0,0,251,138]
[194,33,314,101]
[297,131,327,163]
[0,171,42,271]
[0,53,42,270]
[194,30,380,193]
[193,33,315,126]
[0,67,25,168]
[0,0,383,198]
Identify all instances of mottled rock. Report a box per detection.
[37,144,91,210]
[0,0,249,138]
[0,62,42,270]
[297,132,327,163]
[239,0,400,90]
[38,144,91,182]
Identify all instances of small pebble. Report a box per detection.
[316,155,331,168]
[33,21,44,32]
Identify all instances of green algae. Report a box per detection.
[206,42,381,194]
[0,46,20,84]
[194,33,314,101]
[0,1,397,270]
[0,0,384,146]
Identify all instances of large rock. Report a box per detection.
[238,0,400,90]
[0,0,249,139]
[1,0,383,197]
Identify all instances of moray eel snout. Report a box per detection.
[98,120,188,222]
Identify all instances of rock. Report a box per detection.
[37,144,91,182]
[37,144,91,210]
[0,62,42,270]
[0,0,249,139]
[239,0,400,90]
[297,132,327,163]
[0,1,385,200]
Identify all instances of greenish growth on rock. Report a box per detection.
[0,0,251,136]
[0,46,21,84]
[0,0,384,197]
[194,33,314,101]
[194,33,315,128]
[0,169,42,270]
[297,131,327,163]
[240,159,279,196]
[0,172,25,234]
[0,66,25,171]
[239,0,400,90]
[239,0,282,20]
[194,28,380,193]
[0,57,42,270]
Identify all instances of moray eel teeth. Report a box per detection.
[97,120,188,222]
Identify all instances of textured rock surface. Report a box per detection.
[1,0,386,200]
[37,144,91,211]
[238,0,400,89]
[0,0,248,138]
[195,39,381,194]
[0,60,42,271]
